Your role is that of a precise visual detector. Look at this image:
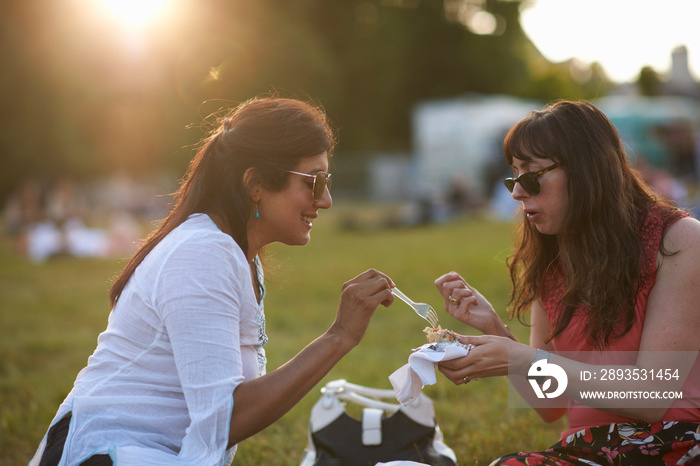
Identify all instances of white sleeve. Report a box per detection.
[155,233,247,461]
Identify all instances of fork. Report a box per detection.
[391,287,440,328]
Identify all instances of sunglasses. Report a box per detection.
[287,170,332,200]
[503,164,558,195]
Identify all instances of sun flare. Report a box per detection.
[101,0,168,27]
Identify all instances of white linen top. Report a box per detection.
[30,213,267,465]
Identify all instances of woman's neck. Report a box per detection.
[208,210,259,263]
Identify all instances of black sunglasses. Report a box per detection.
[503,164,559,195]
[287,170,332,200]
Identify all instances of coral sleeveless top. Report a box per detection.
[539,206,696,439]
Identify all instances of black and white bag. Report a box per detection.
[300,379,457,466]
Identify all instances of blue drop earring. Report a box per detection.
[254,202,261,219]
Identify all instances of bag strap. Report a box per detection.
[322,379,400,412]
[361,408,383,446]
[337,390,400,413]
[341,381,399,400]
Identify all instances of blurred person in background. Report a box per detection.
[434,101,700,465]
[2,179,45,255]
[31,96,394,465]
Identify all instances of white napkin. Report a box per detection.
[389,342,473,406]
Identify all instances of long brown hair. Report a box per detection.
[504,100,682,349]
[109,96,335,307]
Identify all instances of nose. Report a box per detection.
[314,187,332,209]
[510,181,529,201]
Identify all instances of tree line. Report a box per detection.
[0,0,613,202]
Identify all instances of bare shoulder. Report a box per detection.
[662,215,700,252]
[645,215,700,352]
[656,215,700,279]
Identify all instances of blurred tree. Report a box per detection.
[0,0,614,204]
[0,2,67,199]
[585,62,614,97]
[637,65,663,96]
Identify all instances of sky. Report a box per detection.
[520,0,700,83]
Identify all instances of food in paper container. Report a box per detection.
[423,326,458,343]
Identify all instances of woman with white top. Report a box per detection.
[31,96,395,465]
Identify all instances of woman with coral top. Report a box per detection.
[435,101,700,465]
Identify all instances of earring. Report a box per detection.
[254,202,261,219]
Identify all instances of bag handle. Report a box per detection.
[340,380,400,400]
[337,391,401,413]
[322,379,401,412]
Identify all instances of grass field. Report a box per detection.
[0,203,567,465]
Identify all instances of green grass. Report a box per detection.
[0,203,566,465]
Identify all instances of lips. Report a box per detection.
[524,209,539,221]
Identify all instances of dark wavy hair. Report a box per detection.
[109,96,335,307]
[504,100,682,349]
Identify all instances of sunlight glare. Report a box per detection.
[102,0,168,27]
[468,11,497,35]
[521,0,700,82]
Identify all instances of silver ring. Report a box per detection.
[449,295,459,304]
[463,375,469,384]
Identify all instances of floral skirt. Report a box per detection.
[490,422,700,466]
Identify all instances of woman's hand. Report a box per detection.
[229,269,394,446]
[435,272,501,334]
[437,334,533,385]
[328,269,394,349]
